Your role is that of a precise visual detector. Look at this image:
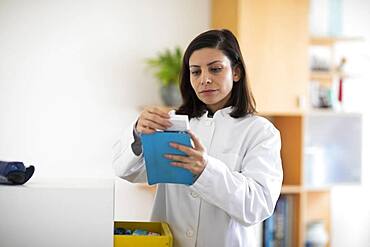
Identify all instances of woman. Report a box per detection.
[113,29,283,247]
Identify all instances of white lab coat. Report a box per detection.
[112,106,283,247]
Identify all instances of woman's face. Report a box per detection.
[189,48,240,113]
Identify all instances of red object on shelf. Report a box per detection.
[338,77,343,103]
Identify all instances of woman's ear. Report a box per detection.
[232,66,241,82]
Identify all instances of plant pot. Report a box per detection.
[160,84,182,107]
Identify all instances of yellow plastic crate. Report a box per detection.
[114,221,173,247]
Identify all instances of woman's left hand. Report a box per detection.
[165,130,207,176]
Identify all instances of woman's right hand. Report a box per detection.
[135,107,172,134]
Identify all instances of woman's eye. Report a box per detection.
[210,67,222,73]
[191,70,200,76]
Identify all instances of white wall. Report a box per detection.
[0,0,210,177]
[0,0,210,220]
[331,0,370,246]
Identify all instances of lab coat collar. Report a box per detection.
[203,106,233,119]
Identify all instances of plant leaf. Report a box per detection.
[145,46,183,86]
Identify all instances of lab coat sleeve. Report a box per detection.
[190,121,283,226]
[112,121,148,183]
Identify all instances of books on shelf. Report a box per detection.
[263,195,294,247]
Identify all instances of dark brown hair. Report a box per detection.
[176,29,256,119]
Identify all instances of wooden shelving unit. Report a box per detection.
[266,113,332,247]
[309,36,362,87]
[209,2,362,246]
[263,110,361,247]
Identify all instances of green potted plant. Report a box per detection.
[146,47,183,107]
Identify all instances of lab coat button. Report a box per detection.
[186,229,194,238]
[191,191,199,198]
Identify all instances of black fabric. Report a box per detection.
[0,161,35,185]
[207,111,214,118]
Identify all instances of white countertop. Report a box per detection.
[0,176,115,189]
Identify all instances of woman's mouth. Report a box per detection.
[199,89,218,96]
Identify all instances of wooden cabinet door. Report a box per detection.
[212,0,310,113]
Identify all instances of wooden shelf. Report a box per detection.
[303,186,331,192]
[281,185,302,194]
[310,36,363,46]
[258,111,304,117]
[310,70,347,81]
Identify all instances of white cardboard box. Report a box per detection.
[0,177,114,247]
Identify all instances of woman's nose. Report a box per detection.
[200,71,212,85]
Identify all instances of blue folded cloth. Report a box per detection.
[0,161,35,185]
